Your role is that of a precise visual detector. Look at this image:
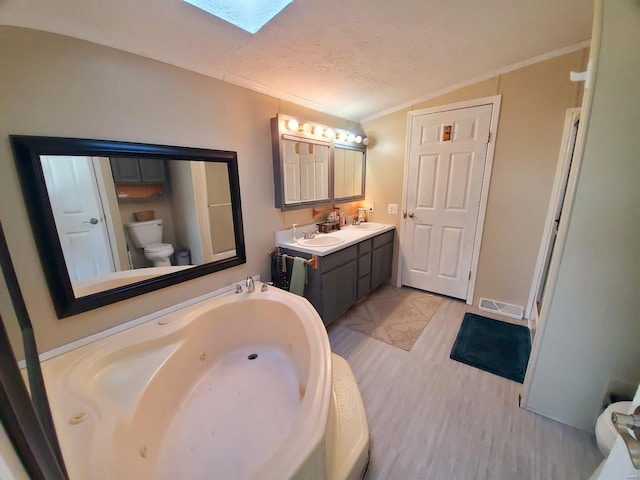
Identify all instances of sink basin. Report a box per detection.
[354,222,386,230]
[297,235,345,247]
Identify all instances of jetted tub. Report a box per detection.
[41,285,368,479]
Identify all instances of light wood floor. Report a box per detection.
[328,287,603,480]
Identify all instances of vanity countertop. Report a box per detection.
[275,223,395,256]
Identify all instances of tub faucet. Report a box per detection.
[246,276,255,293]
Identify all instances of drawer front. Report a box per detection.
[373,230,394,249]
[358,252,371,277]
[358,238,373,255]
[320,245,357,272]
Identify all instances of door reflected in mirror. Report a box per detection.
[11,136,246,318]
[334,145,365,202]
[281,138,330,205]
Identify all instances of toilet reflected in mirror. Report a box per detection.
[125,219,174,267]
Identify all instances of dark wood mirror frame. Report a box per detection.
[10,135,246,319]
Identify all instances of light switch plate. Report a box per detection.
[388,204,398,214]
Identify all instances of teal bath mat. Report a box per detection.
[450,313,531,383]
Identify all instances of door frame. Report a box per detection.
[397,95,502,305]
[91,157,126,271]
[524,108,581,320]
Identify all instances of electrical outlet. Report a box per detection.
[368,203,375,213]
[388,204,398,214]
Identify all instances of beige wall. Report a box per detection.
[363,48,589,310]
[0,26,351,352]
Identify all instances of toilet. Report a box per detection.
[595,401,632,457]
[125,219,174,267]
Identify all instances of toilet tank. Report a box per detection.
[125,219,163,248]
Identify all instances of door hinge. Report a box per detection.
[487,131,491,143]
[468,271,472,280]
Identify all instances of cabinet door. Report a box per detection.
[371,242,393,290]
[321,260,357,325]
[138,158,166,182]
[110,157,141,183]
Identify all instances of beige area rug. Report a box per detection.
[338,285,444,351]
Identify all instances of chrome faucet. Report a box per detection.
[246,276,255,293]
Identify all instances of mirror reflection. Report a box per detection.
[11,135,246,318]
[281,137,330,205]
[334,146,365,201]
[39,155,237,297]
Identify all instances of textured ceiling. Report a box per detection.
[0,0,594,121]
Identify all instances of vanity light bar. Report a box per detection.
[283,117,368,145]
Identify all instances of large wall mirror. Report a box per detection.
[10,136,246,318]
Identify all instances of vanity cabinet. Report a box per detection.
[110,157,167,184]
[280,229,394,326]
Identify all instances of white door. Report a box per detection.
[40,155,115,282]
[402,103,493,299]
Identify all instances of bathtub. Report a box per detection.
[40,285,368,480]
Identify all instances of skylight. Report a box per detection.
[184,0,293,34]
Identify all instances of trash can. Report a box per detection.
[175,248,191,266]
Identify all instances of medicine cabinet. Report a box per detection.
[334,144,365,202]
[271,114,366,211]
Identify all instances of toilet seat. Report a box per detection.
[595,401,632,456]
[144,243,173,254]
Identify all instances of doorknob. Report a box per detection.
[83,217,99,225]
[408,212,415,218]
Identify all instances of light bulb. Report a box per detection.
[312,125,324,136]
[324,128,334,139]
[347,133,356,143]
[286,119,299,131]
[355,135,363,144]
[302,123,312,133]
[362,137,370,145]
